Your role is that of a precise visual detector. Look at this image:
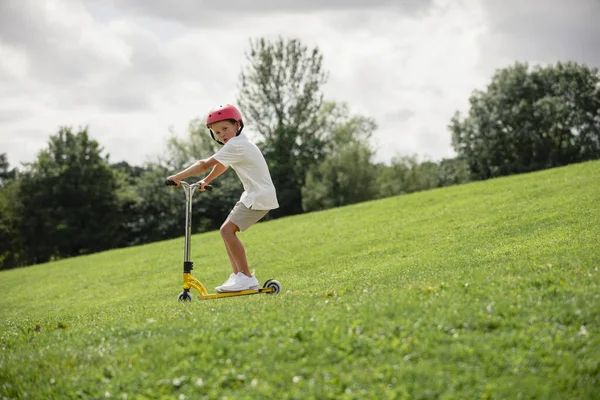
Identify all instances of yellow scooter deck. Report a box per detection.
[199,287,276,300]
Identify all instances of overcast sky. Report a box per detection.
[1,0,599,168]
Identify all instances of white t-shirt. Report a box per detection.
[213,132,279,211]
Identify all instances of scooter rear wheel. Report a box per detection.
[264,280,281,295]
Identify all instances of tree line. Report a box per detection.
[1,37,599,270]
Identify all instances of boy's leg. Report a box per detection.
[220,218,252,277]
[224,242,240,274]
[215,241,239,292]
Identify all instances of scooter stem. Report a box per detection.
[180,181,198,263]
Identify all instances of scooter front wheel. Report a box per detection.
[177,291,193,302]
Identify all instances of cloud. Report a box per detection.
[0,0,485,167]
[479,0,600,72]
[1,0,598,171]
[84,0,433,25]
[389,110,416,123]
[0,0,128,86]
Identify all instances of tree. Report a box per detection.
[0,154,22,268]
[0,179,24,270]
[0,153,17,187]
[111,161,146,184]
[238,37,330,217]
[451,61,600,180]
[17,127,121,265]
[383,155,469,194]
[375,155,453,199]
[437,157,471,187]
[302,104,378,211]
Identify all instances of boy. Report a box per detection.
[166,104,279,292]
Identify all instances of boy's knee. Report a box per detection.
[220,221,238,238]
[219,224,230,238]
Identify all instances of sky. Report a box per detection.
[1,0,599,168]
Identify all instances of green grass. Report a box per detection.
[1,161,599,399]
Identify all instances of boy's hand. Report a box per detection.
[166,175,181,186]
[196,179,209,191]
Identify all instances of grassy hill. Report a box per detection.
[1,161,599,399]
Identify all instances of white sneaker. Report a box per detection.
[219,273,259,292]
[215,273,238,293]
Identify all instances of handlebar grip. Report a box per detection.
[200,185,213,191]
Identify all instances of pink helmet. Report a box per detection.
[206,104,244,144]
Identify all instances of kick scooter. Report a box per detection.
[166,179,282,301]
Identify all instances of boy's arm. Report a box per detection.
[203,162,228,185]
[168,157,220,183]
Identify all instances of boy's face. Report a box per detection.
[210,120,239,144]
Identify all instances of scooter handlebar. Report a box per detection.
[165,179,213,191]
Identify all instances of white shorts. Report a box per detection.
[227,202,269,232]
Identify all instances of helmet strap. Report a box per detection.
[209,120,243,145]
[209,129,224,145]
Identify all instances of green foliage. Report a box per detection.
[437,156,471,187]
[451,61,600,180]
[111,161,146,184]
[302,104,379,211]
[377,155,437,198]
[0,154,22,269]
[238,37,330,217]
[116,163,183,245]
[0,153,17,187]
[0,161,598,398]
[0,180,24,270]
[375,155,470,201]
[16,127,121,265]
